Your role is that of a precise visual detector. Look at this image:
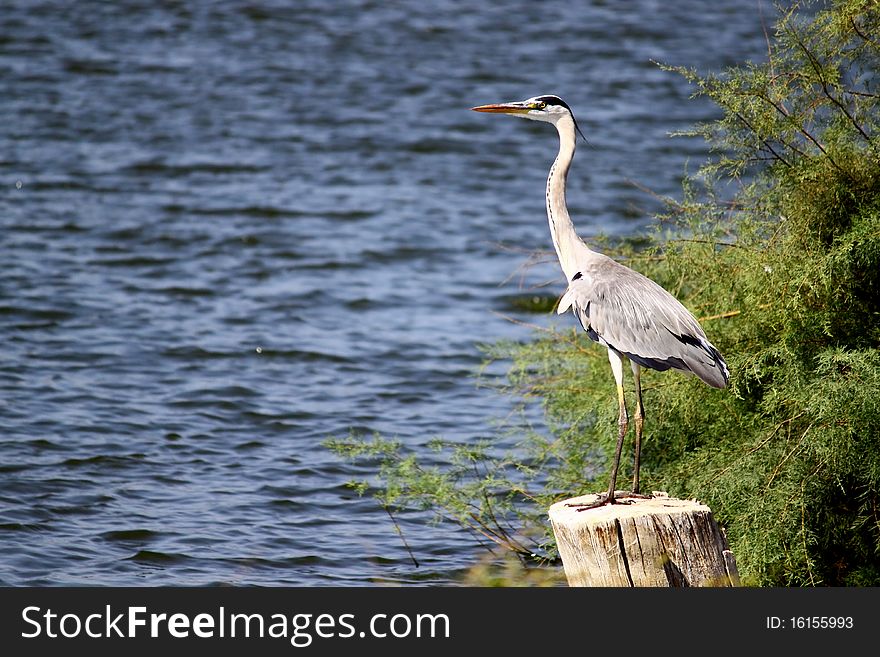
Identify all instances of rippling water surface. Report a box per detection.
[1,0,770,585]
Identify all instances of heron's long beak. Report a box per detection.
[471,102,530,115]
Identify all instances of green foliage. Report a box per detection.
[326,432,553,558]
[330,0,880,585]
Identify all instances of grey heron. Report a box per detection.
[472,95,729,509]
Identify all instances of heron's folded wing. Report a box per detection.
[557,268,728,387]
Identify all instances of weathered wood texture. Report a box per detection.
[549,491,740,587]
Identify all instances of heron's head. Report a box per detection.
[471,94,586,140]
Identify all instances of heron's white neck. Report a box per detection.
[546,114,588,280]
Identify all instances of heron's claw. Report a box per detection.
[565,492,618,511]
[565,490,653,512]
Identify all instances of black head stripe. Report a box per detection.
[535,95,587,143]
[535,95,572,112]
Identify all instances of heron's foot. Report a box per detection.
[565,490,653,512]
[565,491,623,511]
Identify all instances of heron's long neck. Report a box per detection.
[546,115,585,280]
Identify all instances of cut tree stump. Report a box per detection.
[548,491,740,587]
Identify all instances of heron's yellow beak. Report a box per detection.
[471,102,531,115]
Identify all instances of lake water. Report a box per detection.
[1,0,771,585]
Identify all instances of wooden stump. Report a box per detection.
[548,491,740,587]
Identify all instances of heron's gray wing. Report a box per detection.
[557,260,729,388]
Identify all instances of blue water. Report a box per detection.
[1,0,771,585]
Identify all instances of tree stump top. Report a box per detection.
[549,490,710,525]
[549,491,740,587]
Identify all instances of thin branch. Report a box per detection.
[800,477,817,586]
[765,422,814,491]
[755,92,844,172]
[711,412,807,482]
[383,505,420,568]
[760,0,774,76]
[731,108,796,166]
[850,16,880,49]
[466,512,531,555]
[790,26,875,149]
[699,309,742,322]
[490,311,601,358]
[492,244,558,289]
[670,237,749,249]
[481,490,532,556]
[625,177,684,211]
[846,88,880,98]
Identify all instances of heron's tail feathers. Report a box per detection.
[672,336,729,389]
[687,344,729,388]
[624,334,729,389]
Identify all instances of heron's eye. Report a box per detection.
[534,101,547,110]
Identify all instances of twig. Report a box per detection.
[671,237,748,249]
[383,504,419,568]
[790,27,875,150]
[760,0,773,75]
[624,177,683,210]
[492,244,558,289]
[712,411,807,482]
[731,109,796,167]
[800,478,816,586]
[481,491,532,556]
[490,311,600,358]
[756,92,843,172]
[850,16,879,48]
[765,422,814,491]
[699,309,741,322]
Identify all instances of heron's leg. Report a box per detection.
[604,349,628,503]
[564,349,629,511]
[631,361,645,495]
